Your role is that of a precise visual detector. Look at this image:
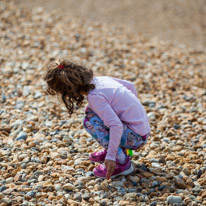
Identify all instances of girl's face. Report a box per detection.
[97,126,106,132]
[127,139,134,146]
[86,121,93,130]
[87,113,94,119]
[128,133,136,140]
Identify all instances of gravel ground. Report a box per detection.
[14,0,206,51]
[0,1,206,206]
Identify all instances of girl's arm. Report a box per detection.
[109,77,138,97]
[88,93,123,161]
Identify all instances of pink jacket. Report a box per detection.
[87,76,150,161]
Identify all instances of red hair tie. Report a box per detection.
[58,64,64,70]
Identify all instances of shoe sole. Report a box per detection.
[93,164,134,179]
[111,164,134,178]
[90,160,104,164]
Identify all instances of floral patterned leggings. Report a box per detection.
[83,107,149,162]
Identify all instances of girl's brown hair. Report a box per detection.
[44,59,95,114]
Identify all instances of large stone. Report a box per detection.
[167,195,183,205]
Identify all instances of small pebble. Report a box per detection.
[151,181,160,188]
[0,186,7,192]
[6,177,13,184]
[150,201,157,206]
[15,131,27,141]
[26,191,36,197]
[63,183,75,191]
[167,195,183,205]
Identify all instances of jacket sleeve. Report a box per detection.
[88,92,123,161]
[110,77,138,97]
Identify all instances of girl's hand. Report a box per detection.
[104,159,116,179]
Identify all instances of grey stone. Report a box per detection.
[109,181,124,188]
[6,177,14,184]
[148,112,156,120]
[167,195,182,205]
[86,171,94,177]
[16,101,25,109]
[0,186,7,192]
[127,188,137,193]
[33,184,43,191]
[74,158,87,165]
[26,191,36,197]
[151,162,161,168]
[21,163,27,170]
[1,93,6,103]
[23,86,30,96]
[11,119,23,127]
[150,201,157,206]
[31,157,40,163]
[1,198,12,205]
[21,62,30,69]
[151,181,160,188]
[54,184,62,191]
[34,91,42,98]
[143,101,156,107]
[16,131,27,141]
[150,142,159,149]
[27,175,38,183]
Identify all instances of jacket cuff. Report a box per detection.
[105,154,116,161]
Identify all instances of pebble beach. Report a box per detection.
[0,0,206,206]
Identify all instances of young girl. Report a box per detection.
[44,59,150,179]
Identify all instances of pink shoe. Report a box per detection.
[93,156,134,179]
[89,149,107,163]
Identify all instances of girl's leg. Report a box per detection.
[120,124,149,150]
[83,108,134,178]
[83,108,127,163]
